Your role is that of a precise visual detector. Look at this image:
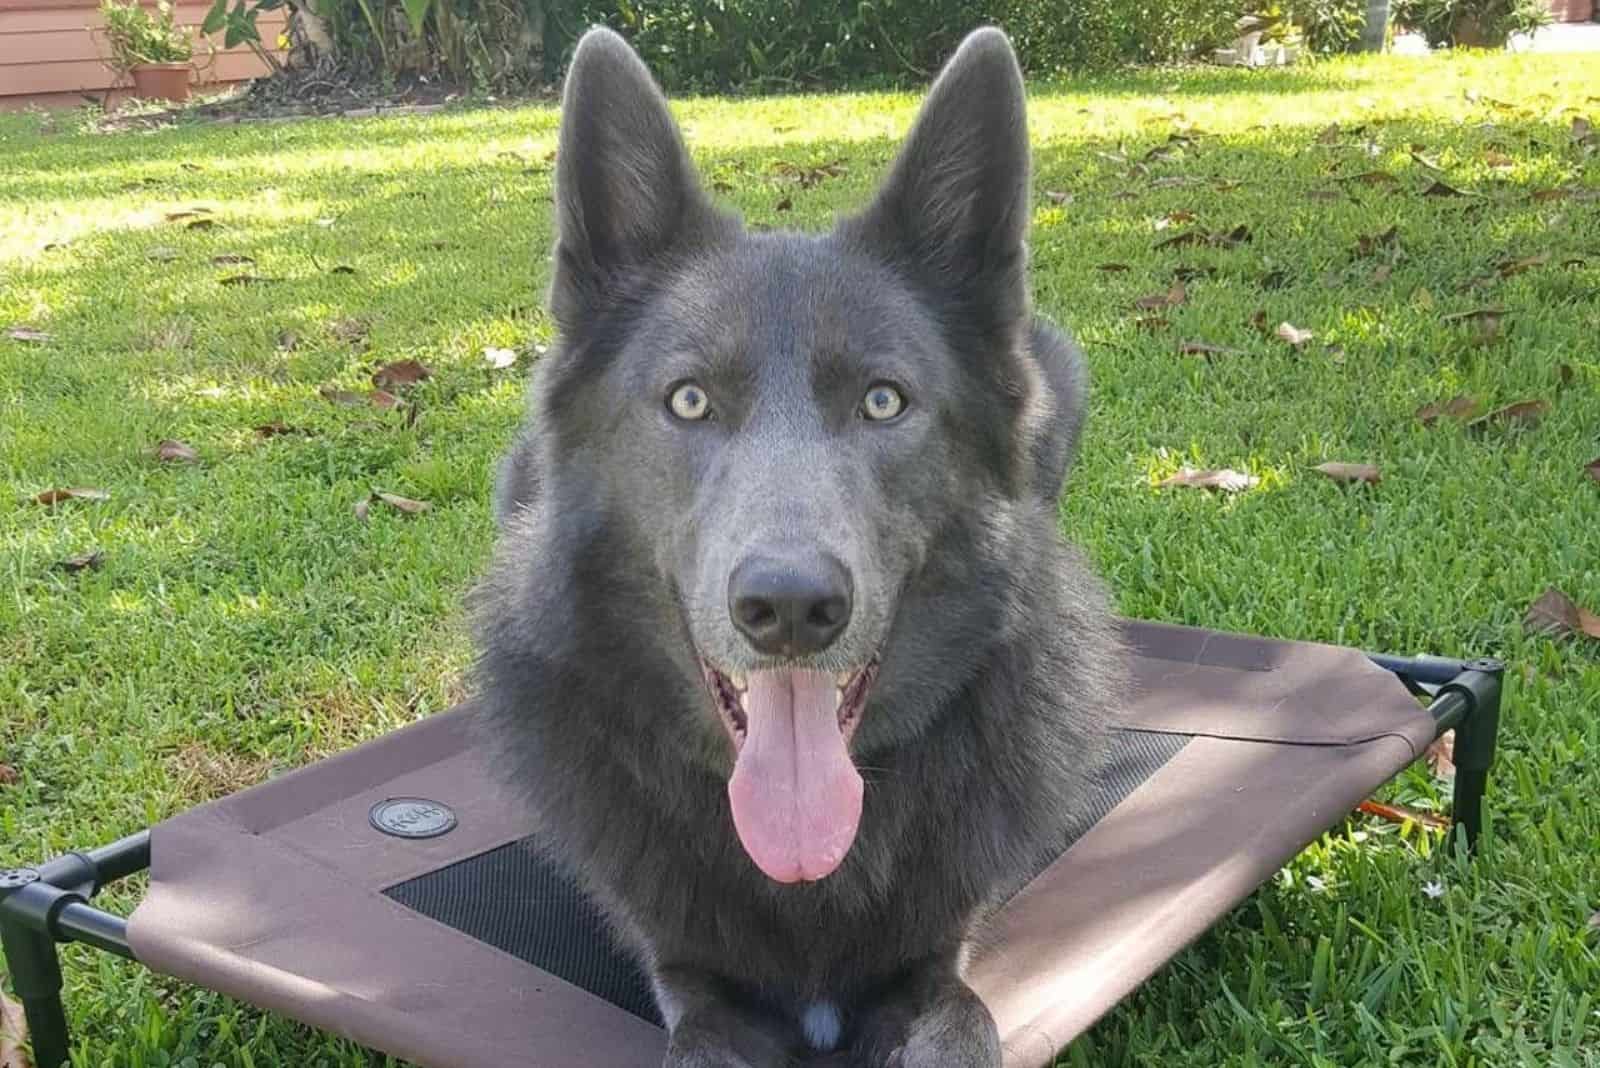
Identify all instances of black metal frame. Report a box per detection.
[0,652,1506,1068]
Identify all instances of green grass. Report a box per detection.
[3,49,1598,1067]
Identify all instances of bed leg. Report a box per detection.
[0,875,72,1068]
[1443,658,1505,854]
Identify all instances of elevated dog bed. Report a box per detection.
[1,620,1504,1068]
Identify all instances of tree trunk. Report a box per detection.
[1360,0,1390,51]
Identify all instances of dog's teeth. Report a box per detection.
[730,671,747,691]
[738,691,751,713]
[835,671,852,687]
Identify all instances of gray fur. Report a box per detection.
[474,25,1122,1067]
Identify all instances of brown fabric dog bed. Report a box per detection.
[0,620,1505,1068]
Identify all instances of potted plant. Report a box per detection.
[97,0,195,102]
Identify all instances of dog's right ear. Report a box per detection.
[550,28,730,326]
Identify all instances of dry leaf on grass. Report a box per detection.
[1585,457,1600,483]
[1355,225,1399,257]
[1442,306,1506,343]
[330,265,357,276]
[219,274,280,287]
[1483,149,1514,168]
[1096,263,1131,272]
[1356,799,1449,831]
[775,196,793,212]
[1157,467,1258,493]
[1135,316,1171,332]
[31,487,109,505]
[0,764,19,785]
[5,327,53,344]
[371,359,432,388]
[154,439,198,463]
[253,422,307,439]
[369,389,401,410]
[1043,189,1074,204]
[1177,340,1245,358]
[1314,462,1381,485]
[1134,280,1187,311]
[186,218,218,231]
[356,491,431,519]
[319,387,365,406]
[1341,170,1399,187]
[329,318,369,345]
[1275,322,1315,348]
[1468,399,1548,432]
[54,549,105,573]
[164,208,211,222]
[1416,394,1482,426]
[1524,587,1600,640]
[484,346,518,369]
[1,979,30,1068]
[211,253,254,266]
[1154,229,1206,250]
[1425,730,1455,780]
[1422,179,1469,198]
[1497,252,1550,277]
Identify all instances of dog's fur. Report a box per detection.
[473,26,1122,1067]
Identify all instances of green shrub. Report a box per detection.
[996,0,1241,73]
[1288,0,1369,53]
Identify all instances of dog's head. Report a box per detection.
[523,27,1079,884]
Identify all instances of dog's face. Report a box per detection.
[530,28,1060,884]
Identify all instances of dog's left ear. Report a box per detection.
[840,27,1030,333]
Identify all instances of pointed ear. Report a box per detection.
[839,27,1031,329]
[550,28,732,326]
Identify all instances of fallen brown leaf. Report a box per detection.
[1275,322,1315,348]
[373,491,431,515]
[1157,467,1258,492]
[1483,149,1515,169]
[1134,316,1171,332]
[1443,306,1506,343]
[276,329,300,352]
[1497,252,1550,277]
[1157,209,1197,229]
[1415,393,1483,426]
[210,253,254,266]
[1355,225,1399,258]
[1177,340,1245,358]
[219,274,280,286]
[1422,180,1468,197]
[1425,730,1455,780]
[1372,264,1393,284]
[371,359,432,388]
[1154,230,1205,250]
[1574,116,1594,142]
[1531,187,1571,202]
[31,487,109,505]
[5,327,53,344]
[1,977,29,1068]
[154,439,199,463]
[1315,123,1342,145]
[775,196,793,212]
[1248,309,1269,334]
[1135,280,1187,311]
[1096,263,1131,272]
[1210,224,1251,248]
[369,389,400,410]
[186,218,218,231]
[1356,799,1449,831]
[1313,461,1381,485]
[1043,189,1074,204]
[253,422,306,439]
[54,549,105,574]
[1524,587,1600,640]
[1468,399,1548,431]
[1586,457,1600,483]
[0,764,17,785]
[1410,150,1445,172]
[164,208,211,222]
[1558,363,1575,388]
[330,264,357,276]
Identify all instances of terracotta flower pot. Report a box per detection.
[131,62,192,102]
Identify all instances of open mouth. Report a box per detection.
[700,659,878,752]
[698,657,880,884]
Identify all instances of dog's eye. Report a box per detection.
[668,382,711,421]
[860,383,905,422]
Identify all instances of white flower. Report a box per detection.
[1422,880,1446,900]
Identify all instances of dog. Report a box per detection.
[473,25,1122,1067]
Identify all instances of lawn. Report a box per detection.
[3,47,1599,1067]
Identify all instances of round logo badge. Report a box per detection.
[369,797,457,839]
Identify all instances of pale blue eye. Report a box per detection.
[862,383,905,421]
[669,382,710,420]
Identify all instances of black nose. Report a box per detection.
[728,552,853,657]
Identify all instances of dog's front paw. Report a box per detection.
[858,983,1000,1068]
[663,1020,799,1068]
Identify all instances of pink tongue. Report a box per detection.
[727,669,863,883]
